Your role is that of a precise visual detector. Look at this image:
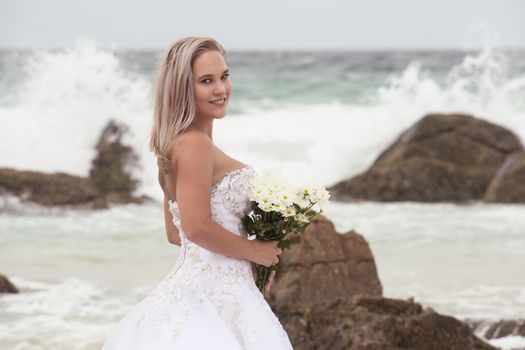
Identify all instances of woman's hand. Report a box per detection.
[251,263,276,297]
[247,240,282,267]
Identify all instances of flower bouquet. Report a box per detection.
[241,170,330,293]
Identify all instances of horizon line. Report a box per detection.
[1,44,524,53]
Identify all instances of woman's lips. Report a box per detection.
[210,98,227,106]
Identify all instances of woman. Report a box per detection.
[102,37,294,349]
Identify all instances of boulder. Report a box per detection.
[89,120,140,194]
[277,296,494,350]
[268,215,496,349]
[0,168,99,205]
[329,113,524,202]
[0,120,148,209]
[267,215,382,311]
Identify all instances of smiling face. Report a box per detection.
[192,50,232,121]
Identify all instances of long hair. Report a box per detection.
[149,36,226,173]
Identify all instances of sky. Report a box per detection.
[1,0,524,51]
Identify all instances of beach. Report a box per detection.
[1,45,524,349]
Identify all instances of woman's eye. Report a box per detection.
[201,74,228,84]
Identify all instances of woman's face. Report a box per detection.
[192,50,232,120]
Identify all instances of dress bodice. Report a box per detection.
[167,164,256,270]
[168,165,254,242]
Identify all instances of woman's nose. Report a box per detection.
[213,81,227,95]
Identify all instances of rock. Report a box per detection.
[0,120,149,209]
[267,214,382,311]
[0,168,99,205]
[484,152,525,203]
[0,273,18,293]
[329,113,524,202]
[277,297,494,350]
[465,318,525,339]
[268,215,496,349]
[89,120,140,194]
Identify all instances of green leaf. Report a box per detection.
[278,239,292,250]
[261,223,274,231]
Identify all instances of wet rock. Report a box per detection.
[0,120,149,209]
[89,120,140,194]
[465,318,525,339]
[268,215,496,349]
[277,296,494,350]
[0,168,99,206]
[329,113,524,203]
[267,214,382,311]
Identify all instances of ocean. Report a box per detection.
[1,42,524,349]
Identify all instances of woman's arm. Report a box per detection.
[163,195,181,246]
[170,131,281,267]
[170,131,253,260]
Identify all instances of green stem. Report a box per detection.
[255,263,276,294]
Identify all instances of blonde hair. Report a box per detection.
[149,36,226,173]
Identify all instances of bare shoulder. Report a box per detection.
[170,130,212,161]
[167,130,214,236]
[174,129,211,144]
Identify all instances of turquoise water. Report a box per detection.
[0,200,524,349]
[0,44,524,349]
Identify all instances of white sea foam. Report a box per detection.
[0,44,523,201]
[0,40,152,185]
[0,276,153,350]
[1,43,524,349]
[486,336,525,350]
[324,201,525,320]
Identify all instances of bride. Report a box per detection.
[102,37,294,349]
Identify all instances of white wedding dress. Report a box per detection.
[102,165,294,349]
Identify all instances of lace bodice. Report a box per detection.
[168,164,255,249]
[163,165,254,296]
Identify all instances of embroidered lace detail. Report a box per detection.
[136,246,261,345]
[140,164,284,345]
[103,164,294,349]
[168,165,254,236]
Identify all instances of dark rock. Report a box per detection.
[0,168,99,205]
[277,297,494,350]
[268,215,496,349]
[0,120,148,209]
[0,273,18,293]
[89,119,140,194]
[268,214,382,311]
[465,318,525,339]
[329,113,524,202]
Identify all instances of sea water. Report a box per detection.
[1,43,524,349]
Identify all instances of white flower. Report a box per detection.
[282,206,296,217]
[247,171,330,213]
[294,213,310,223]
[258,202,273,212]
[247,234,256,241]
